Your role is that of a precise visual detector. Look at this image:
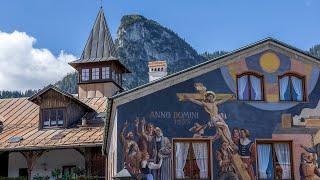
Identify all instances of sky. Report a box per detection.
[0,0,319,90]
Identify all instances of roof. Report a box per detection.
[0,96,107,151]
[69,8,130,73]
[102,37,320,154]
[74,7,117,62]
[29,84,95,111]
[148,61,167,68]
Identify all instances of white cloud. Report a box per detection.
[0,30,77,91]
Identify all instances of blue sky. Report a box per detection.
[1,0,319,56]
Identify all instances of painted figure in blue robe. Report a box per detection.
[154,127,172,180]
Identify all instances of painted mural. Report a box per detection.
[116,49,320,180]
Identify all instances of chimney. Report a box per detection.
[281,114,292,128]
[148,61,167,82]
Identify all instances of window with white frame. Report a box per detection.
[42,108,64,128]
[81,69,89,81]
[237,72,264,101]
[92,68,100,80]
[102,67,110,79]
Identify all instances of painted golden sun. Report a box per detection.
[259,52,280,73]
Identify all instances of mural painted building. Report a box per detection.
[104,38,320,180]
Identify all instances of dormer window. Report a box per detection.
[92,68,100,80]
[42,108,65,128]
[102,67,110,79]
[279,73,305,101]
[237,72,264,101]
[81,69,89,81]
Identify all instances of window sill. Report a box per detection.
[237,100,308,103]
[41,126,65,130]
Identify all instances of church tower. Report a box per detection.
[69,8,130,98]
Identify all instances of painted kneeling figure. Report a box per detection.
[216,141,239,180]
[141,152,163,180]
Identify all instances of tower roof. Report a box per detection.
[69,8,129,72]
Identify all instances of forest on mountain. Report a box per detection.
[1,15,320,98]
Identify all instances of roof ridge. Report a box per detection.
[0,97,29,101]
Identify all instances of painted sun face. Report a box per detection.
[259,52,280,73]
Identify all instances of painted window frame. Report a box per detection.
[255,140,294,180]
[172,138,212,180]
[41,108,66,128]
[278,72,306,102]
[236,71,265,101]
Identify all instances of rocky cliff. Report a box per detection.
[116,15,206,89]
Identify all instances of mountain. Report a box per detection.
[116,15,206,89]
[201,51,228,60]
[0,89,38,99]
[310,44,320,58]
[1,14,320,98]
[55,72,78,94]
[42,42,320,95]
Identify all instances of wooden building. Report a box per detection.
[0,8,129,179]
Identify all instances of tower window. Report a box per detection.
[237,72,264,101]
[112,70,116,81]
[279,73,305,101]
[117,73,121,85]
[102,67,110,79]
[81,69,89,81]
[92,68,100,80]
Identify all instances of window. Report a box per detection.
[115,72,118,83]
[256,141,293,180]
[112,70,116,81]
[117,73,121,85]
[102,67,110,79]
[62,165,76,178]
[42,108,65,128]
[237,72,264,101]
[92,68,100,80]
[173,139,211,179]
[279,73,305,101]
[81,69,89,81]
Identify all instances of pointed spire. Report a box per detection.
[80,8,117,61]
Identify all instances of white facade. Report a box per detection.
[107,111,117,180]
[8,149,85,179]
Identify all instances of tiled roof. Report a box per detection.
[0,97,107,151]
